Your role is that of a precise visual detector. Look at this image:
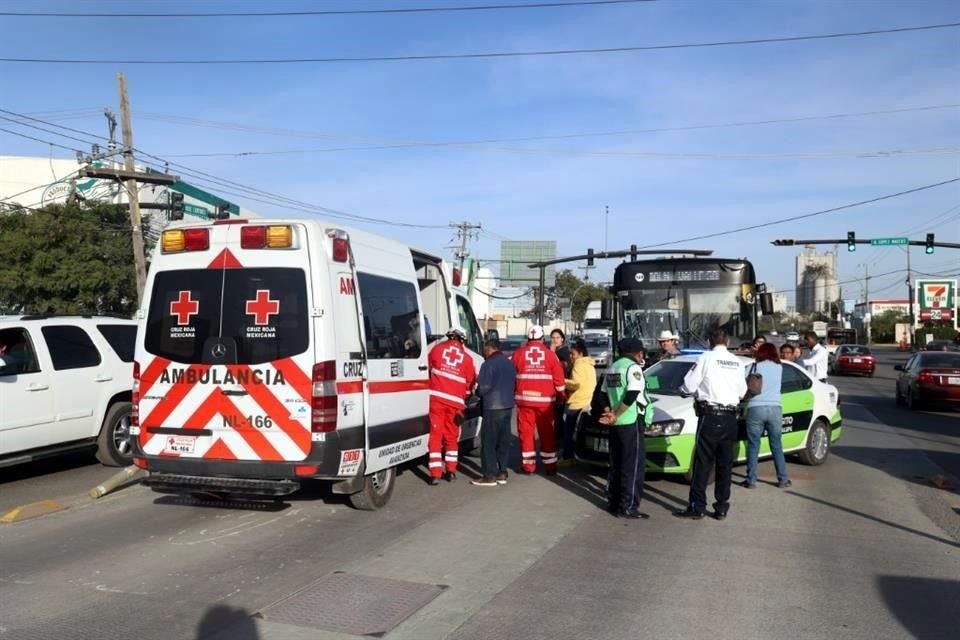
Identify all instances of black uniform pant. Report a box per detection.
[688,410,738,515]
[607,419,645,514]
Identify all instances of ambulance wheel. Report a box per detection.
[798,419,830,466]
[349,467,395,511]
[96,401,134,467]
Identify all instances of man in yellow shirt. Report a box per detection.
[558,339,597,468]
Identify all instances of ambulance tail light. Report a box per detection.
[241,225,293,249]
[312,360,338,432]
[133,457,148,470]
[161,228,210,253]
[452,268,462,286]
[131,361,140,427]
[327,229,350,263]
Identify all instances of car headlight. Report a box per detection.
[645,419,684,436]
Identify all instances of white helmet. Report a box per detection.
[446,326,467,341]
[528,325,545,340]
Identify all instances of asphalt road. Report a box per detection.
[1,347,958,640]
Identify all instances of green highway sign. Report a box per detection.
[870,237,909,246]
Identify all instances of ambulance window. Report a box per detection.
[221,268,309,365]
[455,295,483,354]
[357,273,422,360]
[145,270,222,363]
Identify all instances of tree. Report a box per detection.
[524,269,609,322]
[0,202,142,315]
[871,309,905,343]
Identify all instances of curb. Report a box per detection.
[0,499,65,524]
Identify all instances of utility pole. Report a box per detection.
[604,205,609,252]
[906,245,915,347]
[863,264,871,344]
[449,221,481,275]
[118,72,147,302]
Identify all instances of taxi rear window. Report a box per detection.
[145,268,308,365]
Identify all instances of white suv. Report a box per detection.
[0,316,137,468]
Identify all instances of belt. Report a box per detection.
[699,402,738,414]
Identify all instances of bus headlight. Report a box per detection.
[645,419,684,436]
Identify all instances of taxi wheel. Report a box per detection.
[349,467,396,511]
[96,401,134,467]
[798,419,830,466]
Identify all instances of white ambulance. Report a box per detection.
[132,219,486,509]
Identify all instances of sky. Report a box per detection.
[1,0,958,304]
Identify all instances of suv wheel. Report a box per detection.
[96,401,134,467]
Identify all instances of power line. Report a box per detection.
[0,1,655,18]
[637,178,960,251]
[0,126,82,153]
[0,106,449,230]
[143,103,960,156]
[3,22,958,65]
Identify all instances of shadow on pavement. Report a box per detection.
[549,466,687,515]
[876,575,960,639]
[0,449,97,484]
[784,490,960,549]
[196,605,259,640]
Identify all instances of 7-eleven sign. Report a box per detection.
[919,280,954,310]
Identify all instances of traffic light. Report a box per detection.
[926,233,935,255]
[169,191,184,221]
[847,231,856,252]
[587,248,594,267]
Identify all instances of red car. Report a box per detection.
[829,344,875,376]
[895,352,960,410]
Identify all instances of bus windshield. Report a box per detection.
[613,258,759,354]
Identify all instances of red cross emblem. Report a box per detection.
[525,347,545,367]
[246,289,280,326]
[442,346,464,368]
[170,291,199,326]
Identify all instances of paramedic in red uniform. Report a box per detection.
[427,327,477,485]
[513,325,566,474]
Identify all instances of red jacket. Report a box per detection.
[428,339,477,409]
[512,341,565,409]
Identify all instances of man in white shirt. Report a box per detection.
[801,331,829,382]
[676,328,747,521]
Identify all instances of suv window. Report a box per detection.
[97,324,137,362]
[145,268,309,365]
[455,295,483,354]
[781,364,812,393]
[358,272,422,359]
[41,325,102,370]
[0,327,41,376]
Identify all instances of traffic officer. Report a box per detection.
[599,338,653,519]
[513,325,566,474]
[675,327,747,521]
[427,327,477,485]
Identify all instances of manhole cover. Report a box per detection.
[255,572,445,637]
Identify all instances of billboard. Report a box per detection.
[499,241,557,287]
[916,279,957,326]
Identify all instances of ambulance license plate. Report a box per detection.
[164,435,196,454]
[593,438,609,454]
[949,377,960,385]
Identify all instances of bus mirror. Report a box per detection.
[759,293,774,315]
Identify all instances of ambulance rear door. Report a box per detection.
[138,222,315,466]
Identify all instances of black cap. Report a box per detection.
[618,338,645,355]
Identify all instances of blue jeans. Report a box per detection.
[745,405,789,485]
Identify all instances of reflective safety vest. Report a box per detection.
[604,357,654,426]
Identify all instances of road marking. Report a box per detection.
[0,500,64,524]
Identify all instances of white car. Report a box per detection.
[0,315,137,468]
[576,353,843,479]
[785,331,800,343]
